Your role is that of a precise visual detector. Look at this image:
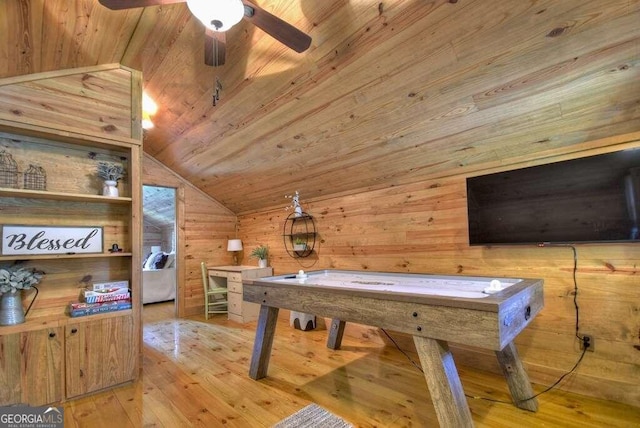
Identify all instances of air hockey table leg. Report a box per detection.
[413,335,474,428]
[326,319,346,350]
[249,305,279,380]
[495,341,539,412]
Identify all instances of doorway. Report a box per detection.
[142,185,177,318]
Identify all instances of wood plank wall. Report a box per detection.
[142,225,163,253]
[142,155,237,317]
[237,135,640,407]
[0,64,137,139]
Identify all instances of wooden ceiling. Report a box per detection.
[1,0,639,214]
[143,185,176,229]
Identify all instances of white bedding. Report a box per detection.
[142,268,176,304]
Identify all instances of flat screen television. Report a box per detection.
[466,149,640,246]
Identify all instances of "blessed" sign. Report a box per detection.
[1,225,104,256]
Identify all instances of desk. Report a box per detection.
[207,265,272,323]
[244,269,544,427]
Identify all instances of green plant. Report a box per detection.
[293,237,306,246]
[97,161,126,181]
[250,245,268,260]
[0,266,43,294]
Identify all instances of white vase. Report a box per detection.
[103,180,119,197]
[0,291,25,326]
[258,258,268,268]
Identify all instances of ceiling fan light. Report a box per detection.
[186,0,245,32]
[142,112,154,130]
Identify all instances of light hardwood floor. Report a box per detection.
[61,302,640,427]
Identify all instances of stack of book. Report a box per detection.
[68,300,132,317]
[68,281,131,317]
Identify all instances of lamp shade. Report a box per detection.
[227,239,243,251]
[186,0,245,32]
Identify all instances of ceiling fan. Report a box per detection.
[98,0,312,67]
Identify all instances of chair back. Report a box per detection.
[201,261,228,319]
[201,261,209,293]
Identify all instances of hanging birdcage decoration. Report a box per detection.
[0,150,19,189]
[23,164,47,191]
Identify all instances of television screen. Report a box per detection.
[466,149,640,245]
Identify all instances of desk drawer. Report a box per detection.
[227,292,260,323]
[208,270,227,278]
[227,279,242,294]
[228,292,243,315]
[228,273,242,283]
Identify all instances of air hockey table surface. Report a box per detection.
[264,269,526,300]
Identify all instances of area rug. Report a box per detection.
[273,403,353,428]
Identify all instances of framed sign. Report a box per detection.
[1,225,103,256]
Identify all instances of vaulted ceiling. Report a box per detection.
[143,185,176,229]
[1,0,639,214]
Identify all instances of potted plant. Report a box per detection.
[250,245,269,268]
[293,237,306,252]
[97,161,126,197]
[0,266,43,326]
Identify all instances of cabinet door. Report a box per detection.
[101,315,136,388]
[0,333,21,405]
[0,328,63,406]
[66,315,136,399]
[22,328,64,406]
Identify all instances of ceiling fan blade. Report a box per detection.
[205,29,226,67]
[241,1,311,53]
[98,0,186,10]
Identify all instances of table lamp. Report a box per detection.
[227,239,243,265]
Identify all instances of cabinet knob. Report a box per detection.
[71,328,78,334]
[49,332,56,338]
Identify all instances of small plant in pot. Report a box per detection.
[0,266,43,326]
[293,237,306,252]
[250,245,269,268]
[97,161,126,197]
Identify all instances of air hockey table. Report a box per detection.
[243,269,544,427]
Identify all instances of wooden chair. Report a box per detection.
[201,261,228,319]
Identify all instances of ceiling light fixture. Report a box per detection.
[142,112,154,130]
[186,0,245,32]
[142,91,158,130]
